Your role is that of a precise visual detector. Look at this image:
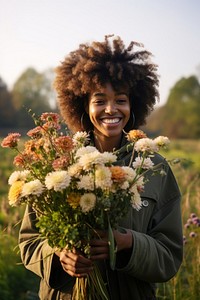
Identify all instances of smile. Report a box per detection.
[101,118,121,124]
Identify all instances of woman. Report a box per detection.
[19,35,183,299]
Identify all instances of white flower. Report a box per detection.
[120,181,130,190]
[95,166,112,189]
[122,167,137,182]
[68,163,82,177]
[132,157,154,169]
[77,175,95,191]
[21,180,44,197]
[100,152,117,164]
[8,170,30,185]
[130,185,142,211]
[75,146,97,158]
[80,193,96,213]
[45,171,71,191]
[72,131,90,146]
[134,138,158,153]
[78,150,105,169]
[154,136,170,149]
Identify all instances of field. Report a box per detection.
[0,138,199,300]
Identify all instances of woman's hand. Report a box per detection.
[58,248,93,278]
[90,230,109,261]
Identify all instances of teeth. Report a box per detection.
[102,118,120,124]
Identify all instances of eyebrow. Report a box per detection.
[92,92,129,97]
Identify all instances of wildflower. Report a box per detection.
[80,193,96,213]
[78,150,105,169]
[132,157,154,169]
[1,133,21,148]
[129,185,142,211]
[27,126,44,138]
[68,163,82,177]
[45,171,71,191]
[126,130,147,142]
[121,166,137,182]
[75,146,97,158]
[8,170,30,185]
[52,156,70,170]
[21,180,44,197]
[77,175,95,191]
[8,181,24,206]
[134,138,158,153]
[40,112,60,124]
[154,136,170,149]
[189,231,197,238]
[73,131,90,147]
[95,166,112,189]
[54,136,74,152]
[67,193,81,209]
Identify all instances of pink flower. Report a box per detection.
[1,133,21,148]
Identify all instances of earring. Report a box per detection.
[81,112,87,131]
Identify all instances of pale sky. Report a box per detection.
[0,0,200,106]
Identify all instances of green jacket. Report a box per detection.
[19,142,183,300]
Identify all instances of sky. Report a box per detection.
[0,0,200,106]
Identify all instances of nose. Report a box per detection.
[104,102,117,114]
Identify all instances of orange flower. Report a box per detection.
[126,130,147,142]
[8,181,24,206]
[67,193,81,209]
[109,166,126,182]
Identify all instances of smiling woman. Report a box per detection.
[18,35,183,300]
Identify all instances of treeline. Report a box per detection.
[0,67,57,136]
[145,75,200,139]
[1,67,200,139]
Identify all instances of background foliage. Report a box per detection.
[0,67,200,299]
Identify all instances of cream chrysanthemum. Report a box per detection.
[68,163,82,177]
[121,166,137,182]
[134,138,158,153]
[95,166,112,189]
[75,146,97,158]
[45,171,71,191]
[77,175,95,191]
[130,185,142,211]
[132,157,154,169]
[21,180,44,197]
[80,193,96,213]
[8,170,30,185]
[154,136,170,148]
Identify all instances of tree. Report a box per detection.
[12,68,52,127]
[0,77,16,128]
[145,75,200,139]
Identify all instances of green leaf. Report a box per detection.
[107,216,117,270]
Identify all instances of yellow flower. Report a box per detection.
[126,130,147,142]
[8,181,24,206]
[67,193,81,209]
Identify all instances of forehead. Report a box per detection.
[90,82,129,95]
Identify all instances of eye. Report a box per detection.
[93,98,105,105]
[116,98,128,104]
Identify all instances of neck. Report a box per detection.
[93,132,122,153]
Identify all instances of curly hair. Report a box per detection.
[54,35,159,133]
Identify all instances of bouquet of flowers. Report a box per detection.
[1,112,170,300]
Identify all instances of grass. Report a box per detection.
[0,138,200,299]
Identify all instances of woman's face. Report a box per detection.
[87,83,130,139]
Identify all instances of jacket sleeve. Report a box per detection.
[115,163,183,282]
[18,205,73,289]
